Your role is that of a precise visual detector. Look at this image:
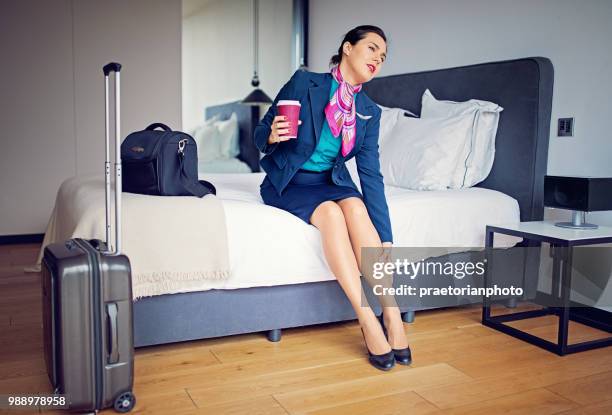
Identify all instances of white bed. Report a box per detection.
[205,172,521,290]
[38,171,521,298]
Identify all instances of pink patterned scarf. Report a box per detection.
[324,65,363,156]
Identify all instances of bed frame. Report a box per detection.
[133,57,554,347]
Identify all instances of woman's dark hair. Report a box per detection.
[329,25,387,67]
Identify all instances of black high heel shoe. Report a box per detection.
[378,314,412,365]
[359,327,395,371]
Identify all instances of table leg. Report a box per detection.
[482,229,494,322]
[557,246,573,355]
[551,244,561,301]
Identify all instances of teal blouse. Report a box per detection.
[300,79,354,171]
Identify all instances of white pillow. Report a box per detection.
[420,89,503,187]
[380,113,476,190]
[347,105,418,191]
[377,104,418,147]
[186,115,218,137]
[215,113,240,159]
[193,119,222,162]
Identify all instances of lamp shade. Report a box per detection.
[242,88,273,105]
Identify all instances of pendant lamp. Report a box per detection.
[242,0,272,105]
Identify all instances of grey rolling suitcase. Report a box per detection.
[41,62,136,413]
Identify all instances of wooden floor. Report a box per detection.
[1,243,611,415]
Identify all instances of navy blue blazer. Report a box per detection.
[253,70,393,243]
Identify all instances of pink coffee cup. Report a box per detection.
[277,100,301,139]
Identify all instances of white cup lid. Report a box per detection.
[277,100,301,106]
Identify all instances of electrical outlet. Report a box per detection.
[558,117,574,137]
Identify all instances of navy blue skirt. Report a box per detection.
[260,169,363,224]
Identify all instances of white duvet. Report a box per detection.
[36,171,521,297]
[204,172,521,290]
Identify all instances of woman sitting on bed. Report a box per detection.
[254,25,409,371]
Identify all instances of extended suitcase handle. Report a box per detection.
[106,303,120,364]
[104,62,122,255]
[103,62,122,75]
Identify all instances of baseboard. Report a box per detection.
[0,233,44,245]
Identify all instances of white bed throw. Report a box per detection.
[34,175,230,299]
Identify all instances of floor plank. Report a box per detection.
[305,390,438,415]
[0,356,46,381]
[417,348,612,409]
[8,245,40,266]
[435,387,577,415]
[546,371,612,406]
[208,322,357,364]
[135,335,368,394]
[0,373,51,395]
[443,323,612,379]
[135,348,220,377]
[186,358,398,408]
[0,273,40,287]
[555,399,612,415]
[273,363,470,414]
[196,395,289,415]
[0,265,29,278]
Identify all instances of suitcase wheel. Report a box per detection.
[114,391,136,413]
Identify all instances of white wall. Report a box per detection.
[309,0,612,310]
[310,0,612,180]
[0,0,75,237]
[0,0,182,236]
[182,0,293,132]
[72,0,182,177]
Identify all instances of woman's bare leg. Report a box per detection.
[310,201,390,355]
[337,197,408,349]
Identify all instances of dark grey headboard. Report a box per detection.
[205,101,261,172]
[363,57,554,222]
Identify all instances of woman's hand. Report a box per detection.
[267,116,302,144]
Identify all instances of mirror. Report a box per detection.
[182,0,308,173]
[182,0,309,131]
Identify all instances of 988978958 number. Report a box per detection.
[2,395,68,409]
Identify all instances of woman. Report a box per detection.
[253,25,410,371]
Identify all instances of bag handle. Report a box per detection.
[106,303,119,364]
[145,123,172,132]
[176,141,216,197]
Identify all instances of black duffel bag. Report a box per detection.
[121,123,216,197]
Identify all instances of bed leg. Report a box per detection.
[266,329,282,342]
[505,297,518,309]
[402,310,415,323]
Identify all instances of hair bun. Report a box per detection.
[329,54,341,66]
